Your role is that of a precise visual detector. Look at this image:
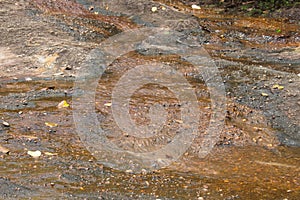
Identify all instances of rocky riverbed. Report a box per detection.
[0,0,299,199]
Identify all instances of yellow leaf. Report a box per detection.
[57,100,70,108]
[273,84,284,90]
[45,122,58,128]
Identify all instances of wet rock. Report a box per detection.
[0,0,299,199]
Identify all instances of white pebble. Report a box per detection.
[2,121,10,127]
[151,7,158,12]
[28,150,42,158]
[192,5,201,10]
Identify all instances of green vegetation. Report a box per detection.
[255,0,296,10]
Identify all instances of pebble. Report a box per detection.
[104,102,112,107]
[191,5,201,10]
[261,92,269,97]
[254,127,263,131]
[64,66,72,70]
[145,181,150,186]
[151,7,158,12]
[0,145,10,154]
[141,169,147,175]
[89,6,94,11]
[2,121,10,127]
[27,150,42,158]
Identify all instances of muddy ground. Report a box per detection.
[0,0,299,199]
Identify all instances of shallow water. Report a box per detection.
[0,0,299,199]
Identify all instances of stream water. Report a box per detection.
[0,0,299,199]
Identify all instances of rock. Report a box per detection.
[2,121,10,127]
[104,102,112,107]
[27,150,42,158]
[191,5,201,10]
[0,145,9,154]
[261,92,269,97]
[151,7,158,12]
[64,66,72,70]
